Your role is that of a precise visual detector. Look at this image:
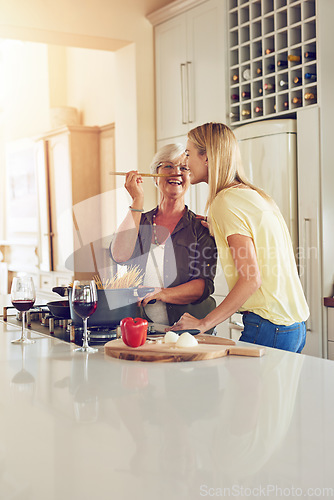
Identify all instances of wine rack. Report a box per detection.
[228,0,317,124]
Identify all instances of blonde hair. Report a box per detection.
[187,122,272,211]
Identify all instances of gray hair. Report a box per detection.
[149,143,185,175]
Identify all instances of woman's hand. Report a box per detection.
[195,215,209,229]
[138,287,165,307]
[125,170,144,205]
[169,313,206,333]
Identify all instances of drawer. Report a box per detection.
[328,308,334,342]
[39,274,55,290]
[328,341,334,361]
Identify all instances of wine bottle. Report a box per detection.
[232,74,239,82]
[242,68,251,80]
[288,54,301,62]
[292,97,302,105]
[305,72,316,80]
[274,101,288,111]
[304,92,316,101]
[256,67,262,75]
[267,64,275,72]
[258,87,263,95]
[265,48,274,55]
[241,91,251,99]
[277,60,288,68]
[279,79,288,87]
[241,109,251,116]
[264,83,275,91]
[229,112,239,119]
[293,76,302,85]
[304,51,316,59]
[254,106,263,114]
[231,94,239,101]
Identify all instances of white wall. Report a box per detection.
[1,40,50,140]
[66,47,117,126]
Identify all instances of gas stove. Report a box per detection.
[2,305,166,346]
[2,305,119,345]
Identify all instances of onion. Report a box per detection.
[175,332,198,348]
[164,331,179,344]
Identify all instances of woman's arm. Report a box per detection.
[139,278,205,307]
[110,171,145,262]
[170,234,262,332]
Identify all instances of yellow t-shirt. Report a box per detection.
[209,187,309,325]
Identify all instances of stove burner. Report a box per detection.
[2,304,119,346]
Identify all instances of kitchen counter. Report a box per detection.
[1,320,334,500]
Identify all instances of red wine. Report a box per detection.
[73,301,97,319]
[12,299,35,312]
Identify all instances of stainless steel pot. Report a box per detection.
[52,286,154,327]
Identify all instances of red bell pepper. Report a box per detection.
[120,317,148,348]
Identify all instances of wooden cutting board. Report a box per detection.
[104,334,265,362]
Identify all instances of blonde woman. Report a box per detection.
[172,123,309,352]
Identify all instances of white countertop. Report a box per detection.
[1,319,334,500]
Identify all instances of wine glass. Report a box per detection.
[11,276,36,344]
[72,280,98,353]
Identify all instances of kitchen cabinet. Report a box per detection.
[153,0,226,141]
[327,307,334,361]
[324,300,334,361]
[35,125,101,279]
[99,123,116,252]
[296,106,323,357]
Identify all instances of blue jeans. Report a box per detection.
[239,312,306,353]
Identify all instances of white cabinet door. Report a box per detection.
[155,15,188,140]
[35,140,52,271]
[48,134,73,273]
[155,0,226,141]
[36,126,101,277]
[297,107,323,357]
[186,0,226,129]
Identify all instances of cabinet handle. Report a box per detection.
[229,320,243,330]
[303,218,312,332]
[186,61,194,123]
[180,63,188,124]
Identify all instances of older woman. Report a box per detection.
[110,143,217,330]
